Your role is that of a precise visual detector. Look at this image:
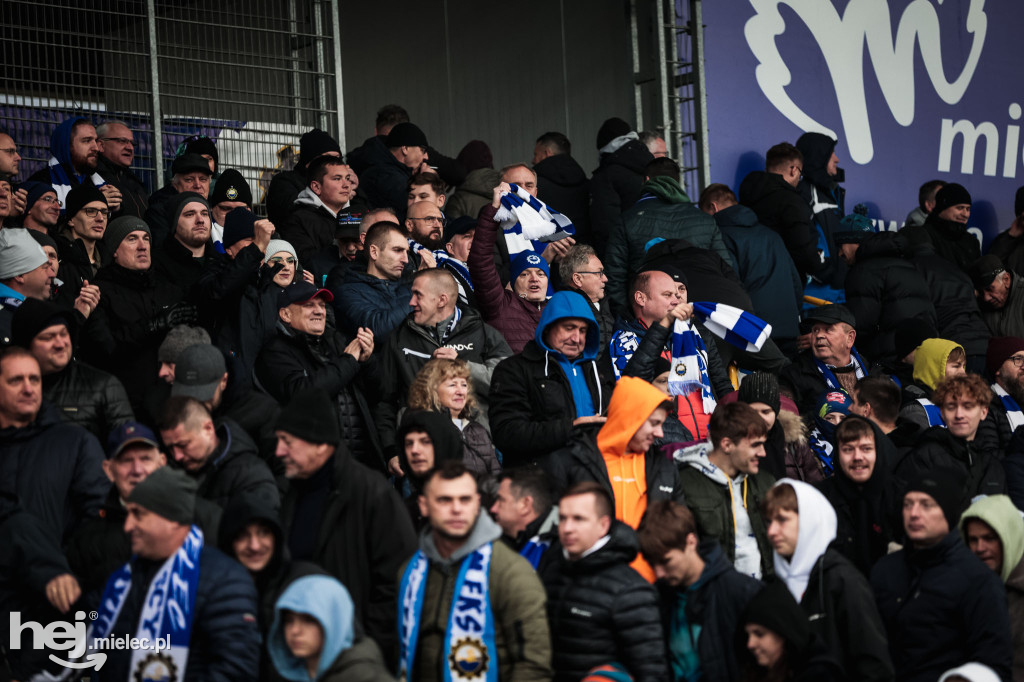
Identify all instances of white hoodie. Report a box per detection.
[772,478,837,601]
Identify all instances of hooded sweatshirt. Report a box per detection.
[294,186,344,219]
[913,338,964,391]
[535,291,602,419]
[772,479,838,601]
[268,574,355,681]
[40,117,108,210]
[596,376,669,580]
[642,175,691,205]
[959,494,1024,584]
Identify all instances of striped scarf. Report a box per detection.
[669,319,716,412]
[493,183,575,260]
[408,239,473,289]
[691,302,772,351]
[46,156,107,213]
[993,384,1024,431]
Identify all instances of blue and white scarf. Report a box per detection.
[691,302,771,352]
[808,426,835,477]
[46,156,107,213]
[493,183,575,260]
[669,319,716,412]
[520,536,552,570]
[399,544,498,682]
[408,239,474,290]
[90,525,202,682]
[813,347,868,391]
[916,398,946,428]
[993,384,1024,431]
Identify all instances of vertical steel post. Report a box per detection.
[656,0,669,141]
[288,0,302,127]
[691,0,711,190]
[629,0,643,131]
[313,2,329,131]
[330,0,345,150]
[667,1,683,163]
[146,0,164,188]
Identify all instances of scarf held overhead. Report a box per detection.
[493,183,575,259]
[691,302,771,352]
[669,319,716,412]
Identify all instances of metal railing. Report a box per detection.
[1,0,342,212]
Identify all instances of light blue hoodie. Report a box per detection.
[268,575,355,681]
[535,290,602,418]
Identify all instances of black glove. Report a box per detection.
[147,302,199,334]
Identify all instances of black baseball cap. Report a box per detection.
[106,421,160,460]
[278,282,334,309]
[800,304,856,333]
[968,254,1005,291]
[443,216,476,245]
[171,153,213,176]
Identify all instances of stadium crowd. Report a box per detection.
[1,105,1024,682]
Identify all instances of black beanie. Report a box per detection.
[596,117,631,150]
[126,467,197,525]
[275,387,341,445]
[208,168,252,207]
[741,581,810,652]
[386,122,428,149]
[738,372,781,414]
[169,192,209,234]
[105,216,150,255]
[904,467,963,530]
[932,183,972,215]
[11,298,76,349]
[222,208,256,248]
[28,229,57,253]
[64,183,107,219]
[300,129,341,169]
[397,410,464,481]
[893,316,938,361]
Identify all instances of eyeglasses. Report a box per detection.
[82,207,110,218]
[101,137,135,146]
[791,164,803,175]
[409,216,447,227]
[39,196,61,205]
[268,256,297,265]
[0,147,17,155]
[576,270,606,276]
[1009,355,1024,368]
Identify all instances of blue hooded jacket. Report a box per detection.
[535,290,602,418]
[49,116,91,182]
[268,575,355,681]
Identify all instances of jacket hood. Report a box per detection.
[713,203,759,228]
[596,138,653,175]
[420,509,503,567]
[458,168,503,198]
[596,376,670,457]
[642,176,691,204]
[795,131,842,189]
[777,409,808,447]
[772,479,837,601]
[677,445,731,485]
[49,116,89,171]
[938,663,1003,682]
[912,338,963,390]
[268,574,355,681]
[535,154,587,187]
[397,410,464,487]
[738,170,798,205]
[293,186,337,217]
[217,493,285,578]
[535,290,600,361]
[959,494,1024,583]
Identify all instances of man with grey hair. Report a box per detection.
[559,243,612,358]
[639,130,668,158]
[96,120,148,218]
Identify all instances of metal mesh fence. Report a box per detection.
[1,0,341,212]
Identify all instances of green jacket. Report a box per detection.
[398,513,553,682]
[320,637,395,682]
[677,451,776,578]
[606,176,735,311]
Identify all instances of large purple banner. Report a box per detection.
[703,0,1018,247]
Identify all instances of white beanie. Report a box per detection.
[265,239,298,266]
[0,228,49,280]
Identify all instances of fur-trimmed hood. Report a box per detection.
[778,408,808,447]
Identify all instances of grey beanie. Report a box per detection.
[105,215,151,254]
[126,466,197,525]
[0,228,49,279]
[158,324,211,363]
[265,239,298,263]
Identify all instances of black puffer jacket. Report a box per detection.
[52,231,100,309]
[265,168,306,227]
[0,403,108,542]
[489,340,612,468]
[738,170,820,280]
[255,323,384,472]
[588,139,653,258]
[541,521,669,682]
[535,153,591,240]
[902,213,981,272]
[191,419,279,511]
[871,532,1013,682]
[906,242,990,359]
[656,541,761,682]
[895,425,1006,510]
[84,262,184,408]
[151,233,214,303]
[195,240,266,343]
[214,388,283,477]
[543,430,686,503]
[844,232,937,362]
[801,548,894,682]
[42,360,134,440]
[277,193,338,266]
[99,545,261,682]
